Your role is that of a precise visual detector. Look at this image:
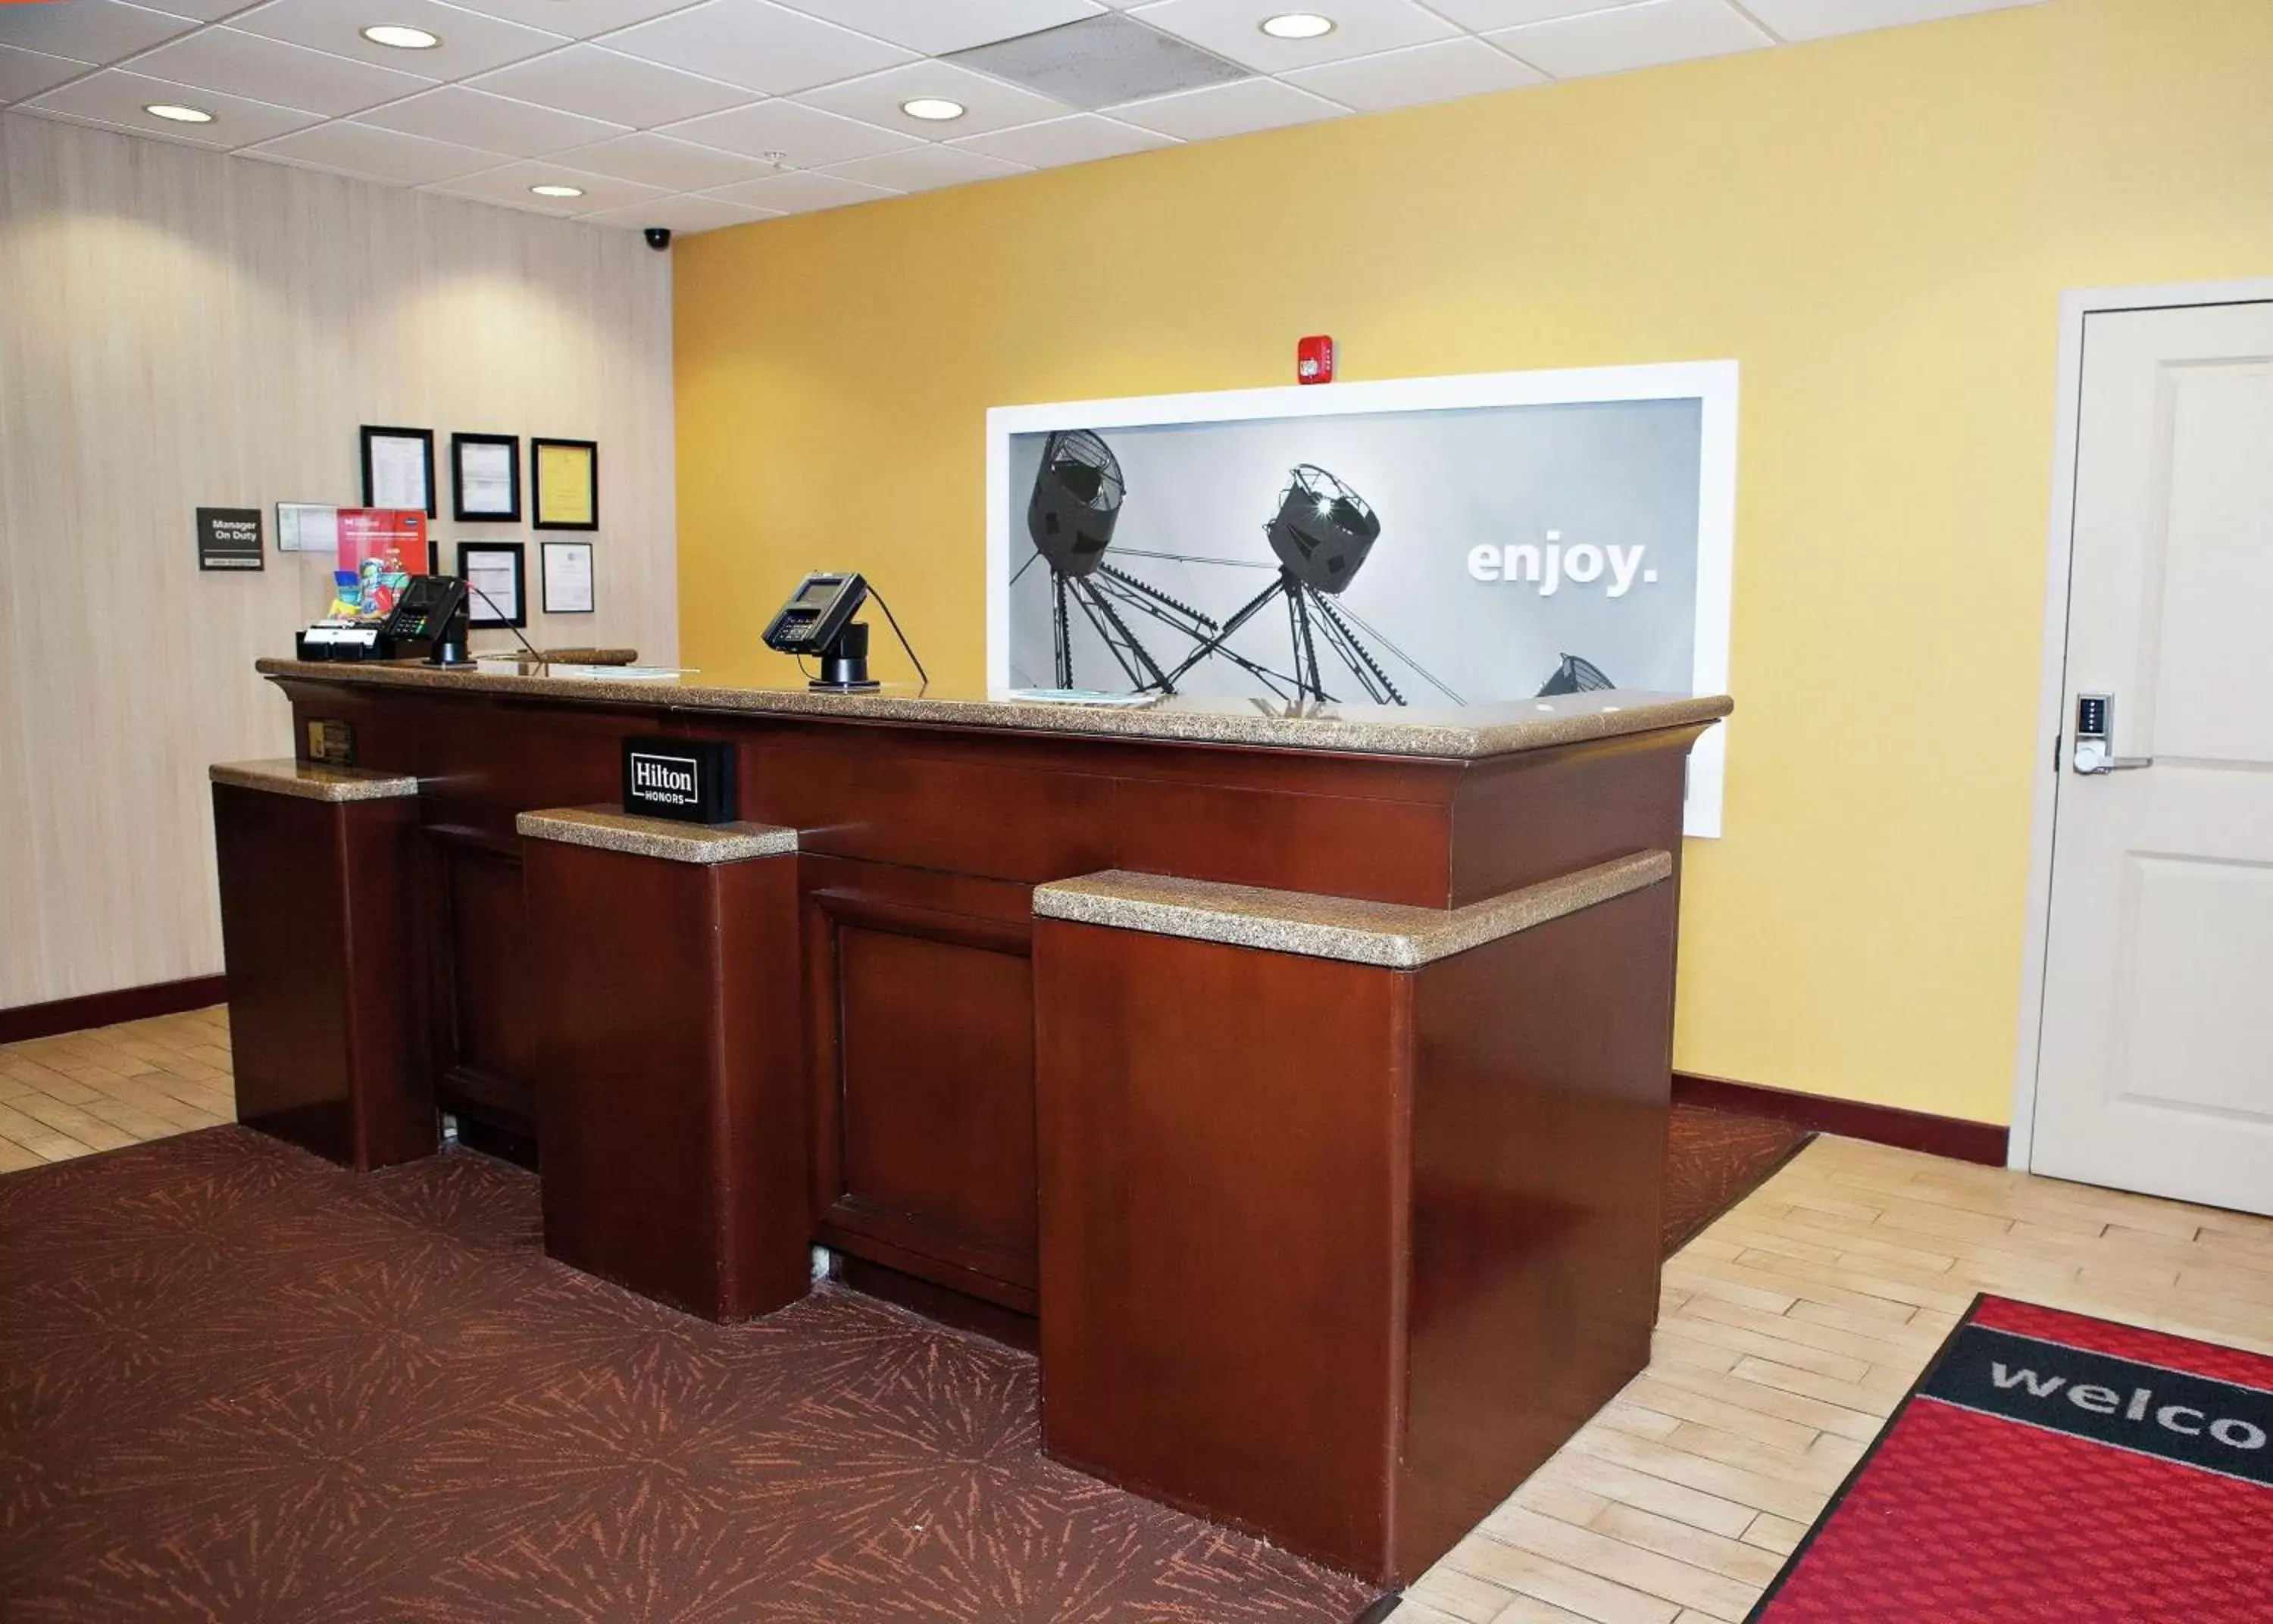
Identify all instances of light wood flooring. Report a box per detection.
[5,1011,2270,1623]
[0,1006,233,1170]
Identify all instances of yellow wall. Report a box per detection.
[674,0,2273,1126]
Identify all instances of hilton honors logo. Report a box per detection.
[621,736,738,825]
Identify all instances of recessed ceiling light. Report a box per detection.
[143,102,214,123]
[900,97,965,122]
[530,183,584,198]
[361,23,439,48]
[1259,11,1335,39]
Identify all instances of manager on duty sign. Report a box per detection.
[197,508,264,571]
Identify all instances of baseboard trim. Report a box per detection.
[1674,1072,2008,1167]
[0,975,228,1045]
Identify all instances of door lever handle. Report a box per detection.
[2073,740,2153,775]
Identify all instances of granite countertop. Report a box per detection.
[1033,851,1674,968]
[257,659,1731,763]
[211,757,420,802]
[517,805,799,865]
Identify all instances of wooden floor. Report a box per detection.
[0,1007,234,1169]
[6,1010,2271,1623]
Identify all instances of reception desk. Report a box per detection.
[212,657,1727,1586]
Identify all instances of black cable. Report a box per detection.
[461,580,547,665]
[861,582,929,690]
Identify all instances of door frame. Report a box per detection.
[2007,277,2273,1172]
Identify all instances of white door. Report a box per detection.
[2034,298,2273,1216]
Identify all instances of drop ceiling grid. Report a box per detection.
[0,0,2044,233]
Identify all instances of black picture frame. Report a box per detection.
[540,539,596,614]
[530,437,599,532]
[359,425,437,518]
[450,432,522,523]
[456,541,527,629]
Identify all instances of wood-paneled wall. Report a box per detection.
[0,112,677,1010]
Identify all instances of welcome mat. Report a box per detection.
[1749,1294,2273,1622]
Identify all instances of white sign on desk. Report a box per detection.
[986,362,1737,836]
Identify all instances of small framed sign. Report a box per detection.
[361,425,436,518]
[532,437,599,531]
[197,507,264,570]
[457,541,527,629]
[451,433,521,523]
[623,735,739,824]
[541,539,595,614]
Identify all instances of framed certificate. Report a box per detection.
[451,433,521,523]
[531,437,599,531]
[457,541,527,629]
[541,540,595,614]
[360,426,436,518]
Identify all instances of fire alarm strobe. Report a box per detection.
[1297,334,1335,385]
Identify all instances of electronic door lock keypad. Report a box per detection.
[2072,691,2153,775]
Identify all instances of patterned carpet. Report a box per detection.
[1662,1103,1814,1257]
[0,1129,1381,1623]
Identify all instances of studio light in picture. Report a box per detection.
[145,103,214,123]
[1261,12,1335,39]
[361,23,439,47]
[901,97,966,121]
[530,184,584,198]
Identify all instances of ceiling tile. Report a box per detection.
[947,111,1173,167]
[771,0,1102,55]
[0,44,90,104]
[466,44,755,126]
[793,58,1072,140]
[358,83,630,155]
[661,96,912,165]
[581,191,779,230]
[1738,0,2042,44]
[946,12,1249,111]
[23,67,320,145]
[230,0,569,80]
[1107,74,1341,139]
[1489,0,1770,77]
[128,27,436,116]
[1418,0,1643,30]
[599,0,913,95]
[144,0,269,20]
[242,117,509,180]
[1127,0,1454,73]
[1280,34,1543,110]
[0,2,195,67]
[703,167,895,212]
[820,142,1027,193]
[431,0,711,44]
[424,155,671,213]
[552,129,777,188]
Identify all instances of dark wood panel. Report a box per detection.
[212,783,431,1169]
[429,839,538,1136]
[1109,777,1452,906]
[1033,919,1410,1582]
[1446,731,1699,906]
[1398,882,1677,1577]
[524,840,808,1320]
[804,857,1040,1302]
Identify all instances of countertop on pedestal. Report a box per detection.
[257,659,1731,762]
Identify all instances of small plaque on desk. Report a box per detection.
[623,736,738,825]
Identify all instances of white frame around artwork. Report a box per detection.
[985,360,1741,838]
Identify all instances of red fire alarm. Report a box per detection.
[1296,334,1335,386]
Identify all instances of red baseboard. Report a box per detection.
[0,975,228,1045]
[1674,1071,2008,1167]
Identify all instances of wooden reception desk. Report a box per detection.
[212,657,1727,1587]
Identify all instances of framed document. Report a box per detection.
[276,502,337,553]
[457,541,527,629]
[451,433,521,523]
[531,437,599,531]
[361,426,436,518]
[541,540,595,614]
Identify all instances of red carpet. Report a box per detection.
[1749,1295,2273,1622]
